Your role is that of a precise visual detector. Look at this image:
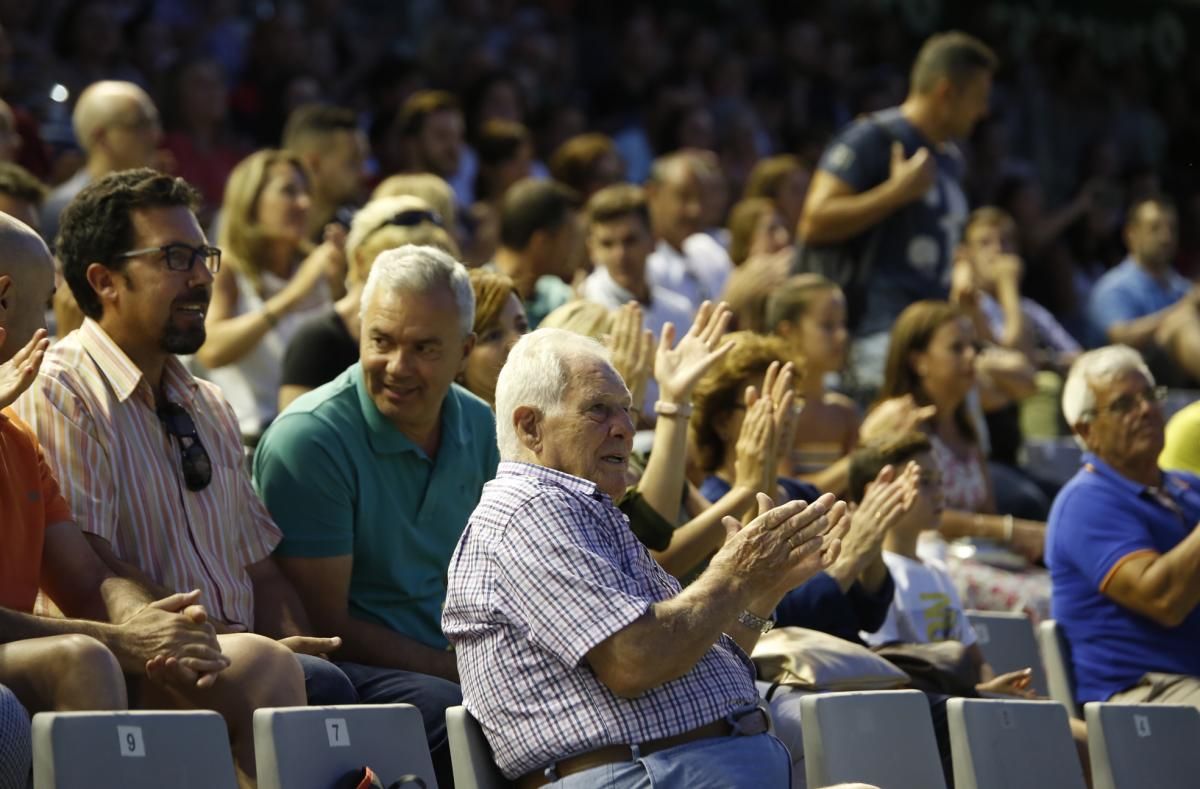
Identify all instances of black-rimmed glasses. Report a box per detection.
[158,402,213,492]
[115,243,222,274]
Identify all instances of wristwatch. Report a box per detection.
[737,608,774,634]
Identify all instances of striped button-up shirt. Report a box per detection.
[442,461,759,779]
[14,319,280,628]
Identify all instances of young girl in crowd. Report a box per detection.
[194,149,344,440]
[766,274,860,496]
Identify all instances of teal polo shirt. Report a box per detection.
[253,363,500,649]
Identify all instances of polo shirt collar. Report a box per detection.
[497,460,607,500]
[589,266,651,307]
[1082,452,1163,496]
[352,362,466,455]
[78,318,199,406]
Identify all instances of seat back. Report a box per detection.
[1022,438,1084,488]
[947,698,1086,789]
[799,690,947,789]
[254,704,436,789]
[1037,619,1079,716]
[1085,702,1200,789]
[966,611,1048,696]
[32,710,237,789]
[445,706,508,789]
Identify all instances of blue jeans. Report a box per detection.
[550,732,790,788]
[336,661,462,789]
[297,654,358,705]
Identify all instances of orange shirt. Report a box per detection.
[0,408,73,612]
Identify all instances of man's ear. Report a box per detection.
[0,273,13,316]
[1073,421,1091,448]
[457,332,477,375]
[85,262,119,311]
[513,405,543,453]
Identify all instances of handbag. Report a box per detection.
[871,640,982,697]
[752,627,910,699]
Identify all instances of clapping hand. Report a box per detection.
[859,395,936,445]
[655,300,734,405]
[0,327,48,411]
[607,302,655,411]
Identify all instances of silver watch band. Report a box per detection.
[737,608,774,634]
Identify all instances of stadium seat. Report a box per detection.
[1022,438,1084,488]
[445,706,508,789]
[966,610,1048,696]
[1037,619,1079,717]
[254,704,436,789]
[1085,702,1200,789]
[799,690,947,789]
[947,698,1086,789]
[32,710,237,788]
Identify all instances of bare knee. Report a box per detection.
[215,634,305,708]
[7,635,126,712]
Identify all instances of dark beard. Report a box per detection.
[162,320,206,355]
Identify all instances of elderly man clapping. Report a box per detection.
[443,326,849,788]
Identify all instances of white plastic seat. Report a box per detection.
[947,698,1086,789]
[445,706,508,789]
[32,710,237,789]
[1085,702,1200,789]
[966,610,1048,697]
[254,704,436,789]
[1037,619,1079,716]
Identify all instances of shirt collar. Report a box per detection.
[1082,452,1164,496]
[352,362,467,455]
[588,267,651,307]
[78,318,199,405]
[496,460,607,500]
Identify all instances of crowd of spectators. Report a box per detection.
[1,2,1200,788]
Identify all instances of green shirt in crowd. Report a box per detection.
[253,363,500,649]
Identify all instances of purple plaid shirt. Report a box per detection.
[442,461,760,779]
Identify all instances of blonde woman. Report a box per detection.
[278,194,459,410]
[194,149,345,440]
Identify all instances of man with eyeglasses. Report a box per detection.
[15,169,353,785]
[40,81,162,246]
[1047,345,1200,710]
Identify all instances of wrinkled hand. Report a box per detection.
[1008,518,1046,564]
[0,327,48,410]
[123,590,229,689]
[279,635,343,660]
[714,492,841,596]
[859,395,936,445]
[977,668,1036,698]
[732,389,777,496]
[655,300,734,404]
[607,302,655,410]
[889,142,936,203]
[830,463,920,577]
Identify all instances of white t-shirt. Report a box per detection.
[646,234,733,313]
[862,551,978,647]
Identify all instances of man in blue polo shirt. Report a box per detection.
[1087,197,1200,385]
[1047,345,1200,707]
[254,244,499,786]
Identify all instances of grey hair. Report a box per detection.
[1062,345,1155,440]
[494,328,612,460]
[360,244,474,337]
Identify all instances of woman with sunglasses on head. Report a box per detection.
[873,299,1052,620]
[193,149,345,443]
[278,194,459,411]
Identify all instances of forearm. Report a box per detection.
[652,485,756,579]
[98,577,157,623]
[1108,302,1189,349]
[637,413,690,522]
[325,614,459,681]
[796,456,851,497]
[800,180,910,245]
[251,570,314,639]
[195,310,276,369]
[857,554,890,594]
[1139,526,1200,624]
[996,284,1026,349]
[0,608,140,671]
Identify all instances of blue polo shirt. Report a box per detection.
[1086,257,1191,347]
[253,363,500,649]
[1045,454,1200,702]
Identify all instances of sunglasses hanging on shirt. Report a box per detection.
[157,401,213,492]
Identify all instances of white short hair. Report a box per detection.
[360,244,474,336]
[1062,344,1155,434]
[494,328,612,460]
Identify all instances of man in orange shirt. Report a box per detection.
[0,212,304,786]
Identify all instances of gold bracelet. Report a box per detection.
[1003,514,1015,542]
